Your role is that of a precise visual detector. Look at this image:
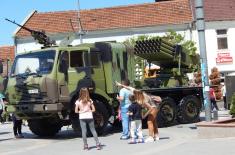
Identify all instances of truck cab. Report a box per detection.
[5,42,134,136]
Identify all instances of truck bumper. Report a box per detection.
[5,103,63,113]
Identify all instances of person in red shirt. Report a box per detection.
[209,87,219,111]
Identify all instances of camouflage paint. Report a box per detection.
[5,42,134,120]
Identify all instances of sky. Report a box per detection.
[0,0,154,46]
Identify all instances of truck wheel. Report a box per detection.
[28,117,62,137]
[92,99,109,135]
[177,95,201,124]
[157,97,176,127]
[70,113,81,133]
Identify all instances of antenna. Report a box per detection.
[59,19,76,46]
[77,0,86,44]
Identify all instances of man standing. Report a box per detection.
[210,87,219,111]
[0,97,4,123]
[12,113,24,138]
[116,79,132,140]
[221,83,227,110]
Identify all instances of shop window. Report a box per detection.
[216,29,228,50]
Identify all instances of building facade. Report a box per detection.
[11,0,235,75]
[0,45,15,91]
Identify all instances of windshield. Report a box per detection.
[12,50,56,76]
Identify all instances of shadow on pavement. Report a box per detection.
[20,124,121,140]
[0,131,11,135]
[0,138,14,142]
[159,137,170,140]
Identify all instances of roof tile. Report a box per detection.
[204,0,235,21]
[0,46,15,61]
[16,0,193,37]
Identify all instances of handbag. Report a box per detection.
[79,111,93,119]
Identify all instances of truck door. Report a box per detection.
[57,51,70,102]
[68,50,93,93]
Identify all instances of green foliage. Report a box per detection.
[230,92,235,116]
[124,30,199,72]
[124,35,151,46]
[124,30,197,55]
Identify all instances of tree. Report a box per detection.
[229,92,235,117]
[209,67,222,100]
[124,30,200,80]
[125,30,197,55]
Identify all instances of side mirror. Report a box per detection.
[0,61,3,74]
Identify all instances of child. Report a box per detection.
[127,94,144,144]
[75,87,101,150]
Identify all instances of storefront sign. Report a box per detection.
[216,56,233,63]
[216,52,233,63]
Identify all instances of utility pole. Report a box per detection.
[77,0,86,44]
[194,0,212,121]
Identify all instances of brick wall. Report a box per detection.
[0,46,15,77]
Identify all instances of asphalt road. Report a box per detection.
[1,115,235,155]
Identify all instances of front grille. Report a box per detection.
[15,84,47,102]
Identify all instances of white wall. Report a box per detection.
[16,21,235,77]
[204,21,235,75]
[16,28,191,53]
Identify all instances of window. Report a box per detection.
[216,29,228,50]
[59,51,69,73]
[70,52,83,67]
[12,50,55,75]
[70,51,100,68]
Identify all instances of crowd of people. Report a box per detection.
[73,80,162,150]
[1,78,230,151]
[0,80,162,151]
[116,79,161,143]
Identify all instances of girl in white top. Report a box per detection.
[75,87,101,150]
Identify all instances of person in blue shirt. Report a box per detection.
[116,79,132,140]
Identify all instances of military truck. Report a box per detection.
[2,19,203,137]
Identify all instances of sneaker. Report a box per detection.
[154,136,160,141]
[145,136,154,143]
[18,134,24,138]
[128,139,136,144]
[15,135,20,139]
[137,138,144,143]
[120,136,129,140]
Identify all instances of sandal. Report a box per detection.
[96,143,102,150]
[83,144,89,150]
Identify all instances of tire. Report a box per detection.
[177,95,201,124]
[157,97,177,127]
[92,98,109,135]
[28,116,62,137]
[70,112,81,133]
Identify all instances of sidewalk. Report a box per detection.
[200,110,232,121]
[200,100,232,121]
